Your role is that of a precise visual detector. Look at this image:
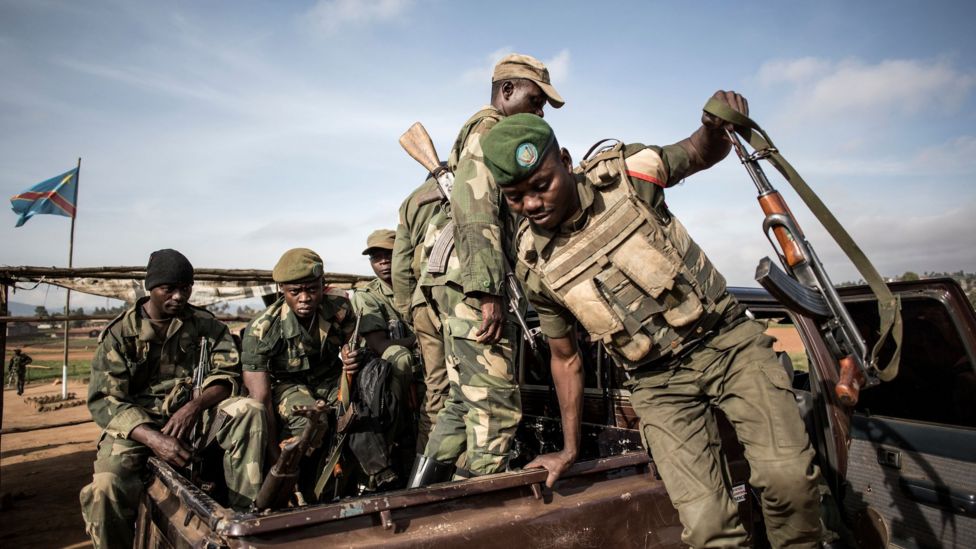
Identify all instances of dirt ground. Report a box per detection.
[1,379,98,549]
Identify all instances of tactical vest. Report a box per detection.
[518,142,732,369]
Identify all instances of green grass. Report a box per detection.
[21,360,91,382]
[788,352,809,373]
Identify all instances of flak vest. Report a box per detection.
[517,142,733,370]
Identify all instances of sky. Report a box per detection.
[2,0,975,310]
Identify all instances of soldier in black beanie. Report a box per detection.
[145,248,194,291]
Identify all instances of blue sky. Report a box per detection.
[2,0,975,309]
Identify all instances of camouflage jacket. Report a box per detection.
[240,293,355,391]
[392,176,444,317]
[449,105,517,297]
[87,298,240,440]
[8,353,32,372]
[352,277,411,338]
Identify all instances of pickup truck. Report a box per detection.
[134,278,976,548]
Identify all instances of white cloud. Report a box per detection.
[305,0,413,33]
[757,57,975,122]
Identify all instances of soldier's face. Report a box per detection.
[500,80,547,118]
[501,146,578,231]
[368,249,393,285]
[281,279,323,319]
[149,283,192,317]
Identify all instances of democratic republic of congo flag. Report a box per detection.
[10,167,79,227]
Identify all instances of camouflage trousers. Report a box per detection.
[422,284,521,475]
[273,380,339,440]
[79,396,267,549]
[624,320,822,548]
[412,303,447,452]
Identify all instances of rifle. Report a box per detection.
[187,336,212,483]
[399,122,540,359]
[312,314,364,499]
[705,99,902,407]
[253,399,330,510]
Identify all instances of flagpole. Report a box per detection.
[61,157,81,399]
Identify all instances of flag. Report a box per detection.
[10,167,79,227]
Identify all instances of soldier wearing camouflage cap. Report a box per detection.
[485,96,824,547]
[404,52,565,486]
[80,249,268,549]
[241,248,361,465]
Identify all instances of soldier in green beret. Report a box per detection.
[79,249,268,549]
[406,53,565,486]
[483,97,823,547]
[242,248,361,464]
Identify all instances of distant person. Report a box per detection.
[79,249,268,549]
[7,348,32,395]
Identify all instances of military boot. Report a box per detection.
[407,455,455,488]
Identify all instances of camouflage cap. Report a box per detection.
[362,229,396,255]
[492,53,565,109]
[481,113,556,187]
[273,248,324,283]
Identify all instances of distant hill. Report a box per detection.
[841,271,976,309]
[6,301,39,316]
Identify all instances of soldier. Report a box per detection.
[352,229,421,459]
[7,348,32,395]
[407,53,566,485]
[392,176,447,452]
[482,104,823,547]
[241,248,360,461]
[79,249,268,549]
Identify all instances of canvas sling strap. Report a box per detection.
[703,98,901,381]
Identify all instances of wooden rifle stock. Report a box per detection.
[399,122,443,175]
[254,400,329,510]
[835,356,863,407]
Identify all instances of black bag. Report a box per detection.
[347,355,399,480]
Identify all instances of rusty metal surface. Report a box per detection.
[227,461,681,548]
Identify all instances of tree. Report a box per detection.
[34,305,50,318]
[900,271,920,281]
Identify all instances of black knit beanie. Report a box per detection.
[145,249,194,290]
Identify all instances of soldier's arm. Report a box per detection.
[450,119,507,298]
[668,90,749,180]
[392,200,418,319]
[87,333,155,439]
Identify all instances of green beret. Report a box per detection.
[481,113,555,187]
[273,248,324,283]
[362,229,396,255]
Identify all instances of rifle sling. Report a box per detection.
[703,98,902,381]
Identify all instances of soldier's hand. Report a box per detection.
[525,450,576,488]
[475,293,504,344]
[148,431,193,467]
[340,345,362,375]
[161,400,202,441]
[701,90,749,131]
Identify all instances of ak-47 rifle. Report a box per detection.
[703,99,902,407]
[253,399,329,510]
[399,122,541,360]
[187,336,212,483]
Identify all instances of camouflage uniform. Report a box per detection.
[351,277,419,422]
[241,292,356,440]
[79,299,267,549]
[418,107,521,475]
[498,118,822,548]
[393,176,448,449]
[7,350,32,395]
